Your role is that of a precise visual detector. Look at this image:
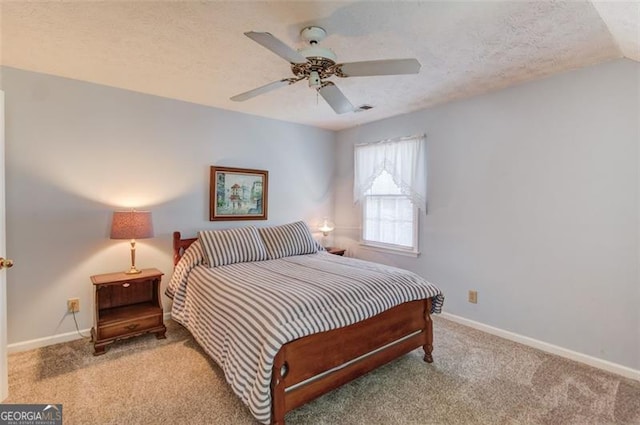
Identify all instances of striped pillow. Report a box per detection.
[198,226,268,267]
[258,221,318,259]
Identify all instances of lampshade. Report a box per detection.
[110,211,154,240]
[319,218,335,236]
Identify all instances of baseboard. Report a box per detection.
[7,312,173,354]
[7,328,92,354]
[440,312,640,382]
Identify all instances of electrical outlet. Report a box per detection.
[67,298,80,313]
[468,290,478,304]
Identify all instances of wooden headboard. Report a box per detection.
[173,231,197,265]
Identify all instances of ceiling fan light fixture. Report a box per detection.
[309,71,321,88]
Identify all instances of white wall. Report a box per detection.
[334,59,640,370]
[1,66,335,345]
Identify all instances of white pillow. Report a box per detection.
[198,226,268,267]
[258,221,318,260]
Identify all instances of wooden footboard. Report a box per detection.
[172,232,434,425]
[270,298,433,425]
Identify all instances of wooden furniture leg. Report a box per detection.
[93,342,109,356]
[423,298,433,363]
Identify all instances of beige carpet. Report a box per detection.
[5,317,640,425]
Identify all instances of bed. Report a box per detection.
[168,224,444,425]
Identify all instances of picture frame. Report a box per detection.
[210,166,268,221]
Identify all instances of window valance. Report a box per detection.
[353,134,427,211]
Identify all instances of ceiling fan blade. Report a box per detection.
[338,58,421,77]
[230,79,295,102]
[318,82,354,114]
[244,31,308,64]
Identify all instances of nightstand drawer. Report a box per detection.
[98,314,162,340]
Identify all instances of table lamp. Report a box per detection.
[319,217,335,247]
[110,210,153,274]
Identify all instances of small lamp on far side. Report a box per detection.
[110,210,153,275]
[319,217,335,248]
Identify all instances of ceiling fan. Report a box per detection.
[230,26,421,114]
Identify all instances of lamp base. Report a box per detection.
[125,267,142,275]
[125,240,142,274]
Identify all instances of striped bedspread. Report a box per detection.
[167,241,444,424]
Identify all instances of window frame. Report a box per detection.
[354,134,426,257]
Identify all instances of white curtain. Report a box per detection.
[354,134,427,211]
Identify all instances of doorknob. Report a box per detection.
[0,258,14,269]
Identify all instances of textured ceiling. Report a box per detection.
[1,1,638,131]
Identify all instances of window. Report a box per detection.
[363,170,417,251]
[354,135,426,255]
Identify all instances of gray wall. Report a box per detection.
[334,59,640,370]
[1,67,335,344]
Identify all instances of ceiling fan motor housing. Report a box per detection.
[293,27,339,83]
[291,56,337,81]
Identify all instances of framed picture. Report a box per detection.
[210,166,268,221]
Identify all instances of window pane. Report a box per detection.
[363,195,414,249]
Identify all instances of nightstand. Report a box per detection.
[326,247,346,256]
[90,268,166,355]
